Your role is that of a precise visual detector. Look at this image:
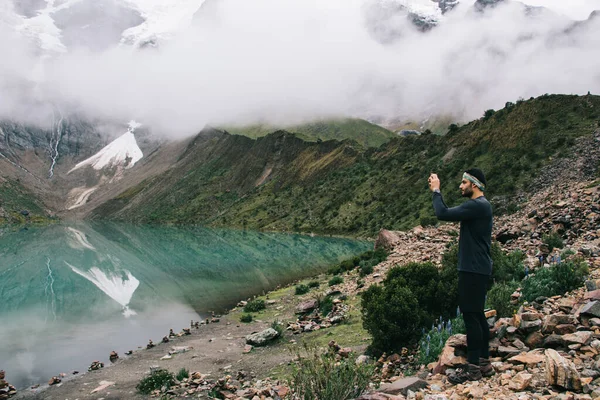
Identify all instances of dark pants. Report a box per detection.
[458,271,490,365]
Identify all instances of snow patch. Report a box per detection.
[68,122,143,173]
[376,0,444,21]
[120,0,206,46]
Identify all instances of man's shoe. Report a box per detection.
[447,363,482,384]
[479,358,495,377]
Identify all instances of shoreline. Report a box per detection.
[7,239,376,399]
[12,261,375,399]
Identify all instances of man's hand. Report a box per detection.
[428,173,440,192]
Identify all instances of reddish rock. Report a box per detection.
[374,229,401,250]
[525,331,545,349]
[508,350,545,365]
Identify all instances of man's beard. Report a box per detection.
[461,187,473,198]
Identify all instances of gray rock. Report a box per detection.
[519,319,542,332]
[580,301,600,318]
[295,300,318,314]
[245,328,279,346]
[380,377,428,396]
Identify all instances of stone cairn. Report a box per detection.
[0,370,17,399]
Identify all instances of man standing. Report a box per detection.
[428,169,494,383]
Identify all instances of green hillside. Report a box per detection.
[0,179,54,225]
[222,118,397,148]
[91,94,600,236]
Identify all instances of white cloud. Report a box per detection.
[520,0,600,20]
[1,0,600,136]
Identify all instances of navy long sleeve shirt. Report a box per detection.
[432,191,493,276]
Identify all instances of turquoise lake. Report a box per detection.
[0,223,370,389]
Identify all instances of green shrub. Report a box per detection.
[328,264,342,275]
[137,369,175,395]
[486,281,520,318]
[491,244,526,283]
[359,263,374,277]
[521,259,588,302]
[240,314,253,323]
[244,299,266,313]
[542,232,564,252]
[295,284,310,295]
[176,368,189,381]
[308,281,320,288]
[329,276,344,286]
[319,295,334,317]
[362,284,425,354]
[420,216,437,227]
[361,261,460,355]
[289,344,375,400]
[417,317,466,366]
[385,262,456,319]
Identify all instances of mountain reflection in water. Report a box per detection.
[0,222,370,389]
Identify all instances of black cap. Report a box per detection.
[465,168,486,187]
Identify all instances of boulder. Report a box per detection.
[580,301,600,318]
[374,229,401,250]
[525,331,544,349]
[542,314,577,333]
[545,348,582,392]
[245,328,280,346]
[508,350,545,365]
[519,319,542,332]
[562,331,593,345]
[508,371,533,391]
[379,377,428,396]
[433,334,467,374]
[295,300,318,314]
[543,334,565,348]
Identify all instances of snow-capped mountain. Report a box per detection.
[69,120,143,173]
[4,0,599,53]
[0,0,206,53]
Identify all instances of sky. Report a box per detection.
[0,0,599,136]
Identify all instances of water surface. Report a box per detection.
[0,223,370,388]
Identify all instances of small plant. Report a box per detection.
[417,316,466,366]
[295,284,310,295]
[271,319,284,338]
[240,314,253,323]
[176,368,189,381]
[308,280,320,288]
[359,262,374,277]
[244,299,266,313]
[289,344,375,400]
[328,276,344,286]
[542,232,564,252]
[136,369,175,395]
[561,248,576,259]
